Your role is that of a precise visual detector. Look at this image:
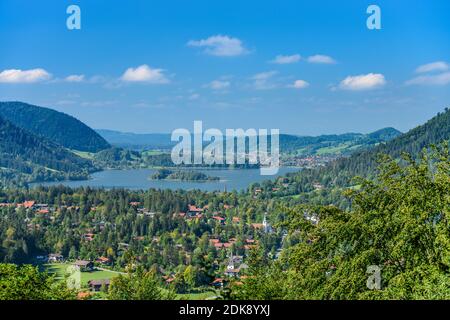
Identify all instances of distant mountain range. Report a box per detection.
[96,127,402,156]
[96,129,173,150]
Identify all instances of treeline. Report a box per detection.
[151,169,220,181]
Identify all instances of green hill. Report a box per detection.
[0,116,95,185]
[0,102,110,153]
[280,127,402,156]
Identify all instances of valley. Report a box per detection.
[0,101,449,300]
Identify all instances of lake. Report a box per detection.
[33,167,300,192]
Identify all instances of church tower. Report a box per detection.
[263,212,271,233]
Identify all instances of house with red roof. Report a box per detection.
[212,216,226,225]
[21,201,35,209]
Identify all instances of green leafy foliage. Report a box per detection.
[0,263,76,300]
[108,265,175,300]
[234,145,450,299]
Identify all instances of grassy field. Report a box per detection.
[142,150,167,156]
[44,263,120,286]
[44,263,217,299]
[177,291,217,300]
[70,150,95,160]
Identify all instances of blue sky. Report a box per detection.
[0,0,449,135]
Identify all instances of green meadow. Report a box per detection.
[44,263,120,286]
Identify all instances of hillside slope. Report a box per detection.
[285,108,450,192]
[0,102,110,152]
[280,127,401,156]
[329,108,450,177]
[0,116,94,182]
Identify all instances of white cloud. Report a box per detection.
[271,54,301,64]
[289,80,310,89]
[252,71,278,90]
[415,61,449,74]
[0,68,51,83]
[80,100,118,107]
[207,80,231,90]
[406,72,450,86]
[121,64,169,83]
[339,73,386,91]
[65,74,85,82]
[55,100,76,106]
[187,35,248,57]
[189,93,200,100]
[307,55,336,64]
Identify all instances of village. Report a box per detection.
[0,196,281,299]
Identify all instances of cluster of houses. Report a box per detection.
[281,154,337,168]
[224,255,249,277]
[42,255,113,293]
[1,200,54,214]
[8,199,280,294]
[174,204,274,236]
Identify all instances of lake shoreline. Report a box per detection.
[31,167,302,192]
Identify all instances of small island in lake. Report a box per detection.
[150,169,220,182]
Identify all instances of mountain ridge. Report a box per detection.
[97,127,402,156]
[284,108,450,192]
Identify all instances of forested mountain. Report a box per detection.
[0,102,110,152]
[328,108,450,177]
[0,116,94,184]
[285,108,450,192]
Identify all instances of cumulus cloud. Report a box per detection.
[406,72,450,86]
[65,74,85,82]
[271,54,301,64]
[289,80,310,89]
[187,35,248,57]
[0,68,51,83]
[188,93,200,100]
[415,61,449,74]
[80,100,118,107]
[207,80,231,90]
[307,55,336,64]
[252,71,278,90]
[121,65,169,83]
[339,73,386,91]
